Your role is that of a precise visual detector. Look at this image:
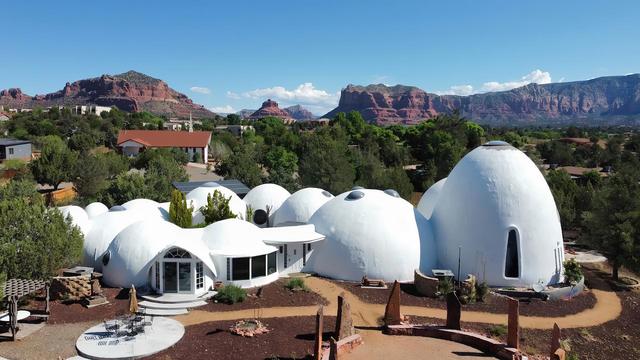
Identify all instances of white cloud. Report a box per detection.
[190,86,211,94]
[226,91,241,99]
[480,69,551,92]
[209,105,236,114]
[436,69,552,95]
[240,82,340,114]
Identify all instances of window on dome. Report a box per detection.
[196,261,204,289]
[252,255,266,278]
[164,248,192,259]
[505,230,519,278]
[232,257,250,280]
[267,251,277,275]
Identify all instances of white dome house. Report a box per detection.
[243,183,291,227]
[430,141,564,287]
[85,202,109,218]
[307,189,436,282]
[58,205,92,235]
[272,188,334,226]
[416,178,447,220]
[186,182,247,224]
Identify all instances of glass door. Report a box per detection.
[163,262,178,293]
[178,262,192,293]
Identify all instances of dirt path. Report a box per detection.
[0,321,89,360]
[176,277,622,330]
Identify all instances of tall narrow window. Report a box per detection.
[196,261,204,289]
[155,261,160,289]
[505,230,519,278]
[226,258,231,281]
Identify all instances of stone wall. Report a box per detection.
[414,269,439,297]
[50,275,91,301]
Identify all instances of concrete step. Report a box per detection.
[139,300,207,310]
[143,308,188,316]
[140,290,216,304]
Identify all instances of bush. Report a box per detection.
[192,151,202,163]
[475,282,490,302]
[285,278,308,291]
[488,324,507,337]
[3,159,27,171]
[563,258,583,285]
[437,278,454,297]
[214,284,247,304]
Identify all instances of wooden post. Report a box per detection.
[45,282,50,316]
[507,297,519,349]
[549,323,561,358]
[9,296,18,341]
[329,337,338,360]
[314,306,324,360]
[445,292,462,330]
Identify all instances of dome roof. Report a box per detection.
[121,199,169,220]
[272,188,333,226]
[85,202,108,218]
[187,185,247,223]
[416,178,447,220]
[431,144,564,287]
[102,220,216,288]
[82,209,153,271]
[307,189,435,282]
[58,205,92,235]
[243,183,291,214]
[202,218,277,256]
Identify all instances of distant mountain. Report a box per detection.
[0,70,215,118]
[284,105,316,121]
[236,109,256,119]
[249,99,292,119]
[324,74,640,126]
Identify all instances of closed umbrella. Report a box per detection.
[129,285,138,314]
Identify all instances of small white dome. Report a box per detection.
[121,199,169,220]
[308,189,436,282]
[187,185,247,223]
[272,188,333,226]
[416,178,447,220]
[202,218,277,256]
[431,142,564,287]
[243,184,291,224]
[58,205,91,235]
[85,202,108,218]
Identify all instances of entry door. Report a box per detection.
[163,262,192,293]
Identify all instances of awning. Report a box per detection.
[259,224,326,245]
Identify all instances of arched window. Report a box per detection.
[505,230,519,278]
[164,248,192,259]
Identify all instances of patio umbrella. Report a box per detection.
[129,285,138,314]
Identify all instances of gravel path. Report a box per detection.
[0,321,91,360]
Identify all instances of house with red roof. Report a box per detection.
[117,130,211,163]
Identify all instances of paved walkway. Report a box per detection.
[176,277,622,330]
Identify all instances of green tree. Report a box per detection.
[264,146,299,191]
[30,136,78,190]
[0,180,83,280]
[200,190,236,224]
[144,157,189,202]
[298,126,355,194]
[74,154,110,202]
[98,172,149,208]
[546,169,579,228]
[216,145,263,188]
[169,189,194,228]
[583,166,640,280]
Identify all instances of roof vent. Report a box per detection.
[202,181,219,187]
[109,205,126,212]
[483,140,511,147]
[384,189,400,198]
[321,190,333,198]
[346,190,365,201]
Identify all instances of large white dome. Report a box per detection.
[202,218,276,256]
[430,141,564,287]
[58,205,92,235]
[243,184,291,226]
[416,178,447,220]
[272,188,333,226]
[307,189,436,282]
[186,184,247,223]
[85,202,108,218]
[121,199,169,220]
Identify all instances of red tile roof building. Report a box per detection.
[117,130,211,163]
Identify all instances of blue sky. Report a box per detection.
[2,0,639,115]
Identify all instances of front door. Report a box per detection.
[163,262,192,293]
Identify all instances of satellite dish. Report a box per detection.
[253,209,268,225]
[532,283,544,292]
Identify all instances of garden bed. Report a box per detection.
[150,316,337,360]
[31,287,130,325]
[203,279,328,312]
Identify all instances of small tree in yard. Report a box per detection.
[200,190,236,224]
[169,189,193,228]
[30,136,77,190]
[563,258,583,285]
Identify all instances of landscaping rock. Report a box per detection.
[384,281,402,326]
[334,293,355,340]
[507,297,519,349]
[446,292,461,330]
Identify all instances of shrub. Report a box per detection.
[3,159,27,171]
[192,151,202,163]
[285,278,308,291]
[437,278,454,297]
[563,258,583,285]
[200,190,236,224]
[488,324,507,337]
[475,282,490,302]
[169,189,194,228]
[214,284,246,304]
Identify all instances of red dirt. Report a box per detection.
[150,316,337,360]
[331,280,597,317]
[203,279,328,312]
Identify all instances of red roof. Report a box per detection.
[117,130,211,148]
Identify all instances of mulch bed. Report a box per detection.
[25,287,130,325]
[150,316,337,360]
[203,279,328,312]
[330,280,597,317]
